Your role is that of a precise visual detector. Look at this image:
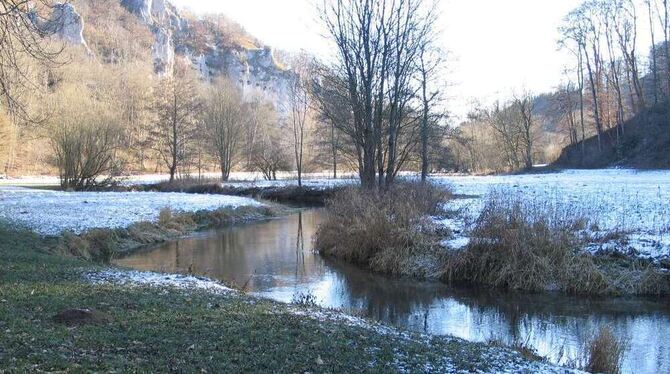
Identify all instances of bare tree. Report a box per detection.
[285,55,312,187]
[151,63,201,182]
[562,3,605,151]
[417,41,445,182]
[321,0,438,189]
[202,78,246,181]
[250,103,290,180]
[647,0,660,104]
[311,66,348,179]
[513,93,535,170]
[48,85,123,190]
[0,0,64,118]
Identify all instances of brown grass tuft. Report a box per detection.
[315,182,450,277]
[443,191,609,293]
[584,326,627,374]
[442,192,670,295]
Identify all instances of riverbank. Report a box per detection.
[315,181,670,296]
[0,226,573,372]
[134,179,352,206]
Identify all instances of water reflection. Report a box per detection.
[115,210,670,373]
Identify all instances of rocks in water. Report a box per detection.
[53,308,113,326]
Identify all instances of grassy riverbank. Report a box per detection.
[55,204,286,263]
[0,225,572,372]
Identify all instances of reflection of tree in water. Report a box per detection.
[295,211,305,278]
[324,258,447,330]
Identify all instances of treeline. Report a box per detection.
[40,56,323,189]
[449,0,670,174]
[448,93,554,173]
[1,0,455,190]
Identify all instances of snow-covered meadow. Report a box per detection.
[431,169,670,263]
[1,169,668,262]
[0,187,262,235]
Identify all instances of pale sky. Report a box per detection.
[170,0,651,121]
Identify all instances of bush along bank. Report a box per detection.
[442,192,670,296]
[315,182,452,278]
[132,178,347,206]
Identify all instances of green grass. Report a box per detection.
[0,225,558,373]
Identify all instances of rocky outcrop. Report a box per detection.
[219,47,294,111]
[42,3,91,53]
[120,0,294,108]
[121,0,180,75]
[53,0,295,109]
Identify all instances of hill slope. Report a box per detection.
[553,104,670,169]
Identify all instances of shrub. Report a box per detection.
[584,326,626,374]
[315,182,450,277]
[442,191,670,295]
[443,191,609,293]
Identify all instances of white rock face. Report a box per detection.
[236,48,294,112]
[124,1,295,109]
[59,0,295,108]
[121,0,152,24]
[121,0,179,76]
[44,3,91,54]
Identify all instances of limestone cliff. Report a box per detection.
[118,0,294,108]
[40,3,91,53]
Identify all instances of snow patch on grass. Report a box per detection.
[431,169,670,263]
[86,270,233,293]
[0,186,262,235]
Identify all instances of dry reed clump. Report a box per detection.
[442,191,670,295]
[583,326,627,374]
[442,191,609,293]
[315,182,450,277]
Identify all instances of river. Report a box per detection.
[115,209,670,373]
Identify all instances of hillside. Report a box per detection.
[69,0,294,108]
[553,103,670,169]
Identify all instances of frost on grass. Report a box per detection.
[432,169,670,263]
[285,304,579,374]
[86,270,233,293]
[0,186,262,235]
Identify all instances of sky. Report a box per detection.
[169,0,649,121]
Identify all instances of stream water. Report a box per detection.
[115,209,670,373]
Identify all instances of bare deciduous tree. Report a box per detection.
[151,63,201,182]
[48,85,123,190]
[321,0,438,189]
[202,78,246,181]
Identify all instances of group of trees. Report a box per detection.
[448,93,553,173]
[1,0,456,189]
[47,59,300,189]
[469,94,537,171]
[319,0,447,189]
[559,0,670,152]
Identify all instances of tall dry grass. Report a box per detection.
[442,191,670,295]
[584,326,627,374]
[315,182,450,277]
